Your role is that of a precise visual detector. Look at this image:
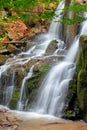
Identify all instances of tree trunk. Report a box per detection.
[63,0,78,48]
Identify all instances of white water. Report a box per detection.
[80,12,87,35]
[0,1,64,108]
[0,0,87,120]
[49,1,65,39]
[17,65,34,111]
[3,72,15,106]
[32,37,79,117]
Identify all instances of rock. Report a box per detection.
[63,36,87,122]
[0,55,8,65]
[46,40,58,55]
[7,44,20,53]
[12,125,18,130]
[77,35,87,122]
[0,109,21,130]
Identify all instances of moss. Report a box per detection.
[67,79,77,102]
[10,90,20,109]
[77,36,87,122]
[45,40,58,55]
[65,110,74,118]
[0,90,3,103]
[26,64,50,106]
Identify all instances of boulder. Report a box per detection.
[0,55,8,65]
[7,43,20,53]
[45,40,58,55]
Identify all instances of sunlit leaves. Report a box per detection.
[61,17,87,25]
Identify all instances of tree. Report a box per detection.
[62,0,87,25]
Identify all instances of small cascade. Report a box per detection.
[17,65,34,111]
[0,0,64,109]
[32,37,79,117]
[80,12,87,35]
[49,1,64,39]
[1,0,87,120]
[2,72,15,106]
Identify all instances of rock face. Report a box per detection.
[0,41,31,65]
[0,53,60,110]
[64,36,87,122]
[45,40,58,55]
[77,36,87,122]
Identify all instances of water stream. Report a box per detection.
[17,65,34,111]
[0,1,87,119]
[31,37,79,117]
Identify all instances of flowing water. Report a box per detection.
[3,72,15,106]
[0,1,87,119]
[49,1,64,39]
[0,1,65,111]
[32,37,79,117]
[17,65,34,111]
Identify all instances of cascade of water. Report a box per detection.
[48,1,65,39]
[31,11,87,117]
[1,1,87,119]
[0,1,64,110]
[80,12,87,35]
[32,36,79,117]
[2,71,15,106]
[17,65,34,111]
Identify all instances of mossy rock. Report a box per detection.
[77,36,87,122]
[46,40,58,55]
[77,69,87,120]
[64,78,78,120]
[10,90,20,109]
[25,64,51,107]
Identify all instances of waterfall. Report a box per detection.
[3,72,15,106]
[32,37,79,117]
[49,1,65,39]
[80,12,87,35]
[17,65,34,111]
[0,0,64,109]
[0,0,87,120]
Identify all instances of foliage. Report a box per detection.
[61,3,87,25]
[0,0,87,25]
[0,0,61,22]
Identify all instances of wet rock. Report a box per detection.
[0,108,22,130]
[46,40,58,55]
[0,55,8,65]
[77,35,87,122]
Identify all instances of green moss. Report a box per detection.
[10,90,20,109]
[46,40,58,55]
[65,110,74,118]
[26,64,50,106]
[67,80,77,100]
[77,36,87,122]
